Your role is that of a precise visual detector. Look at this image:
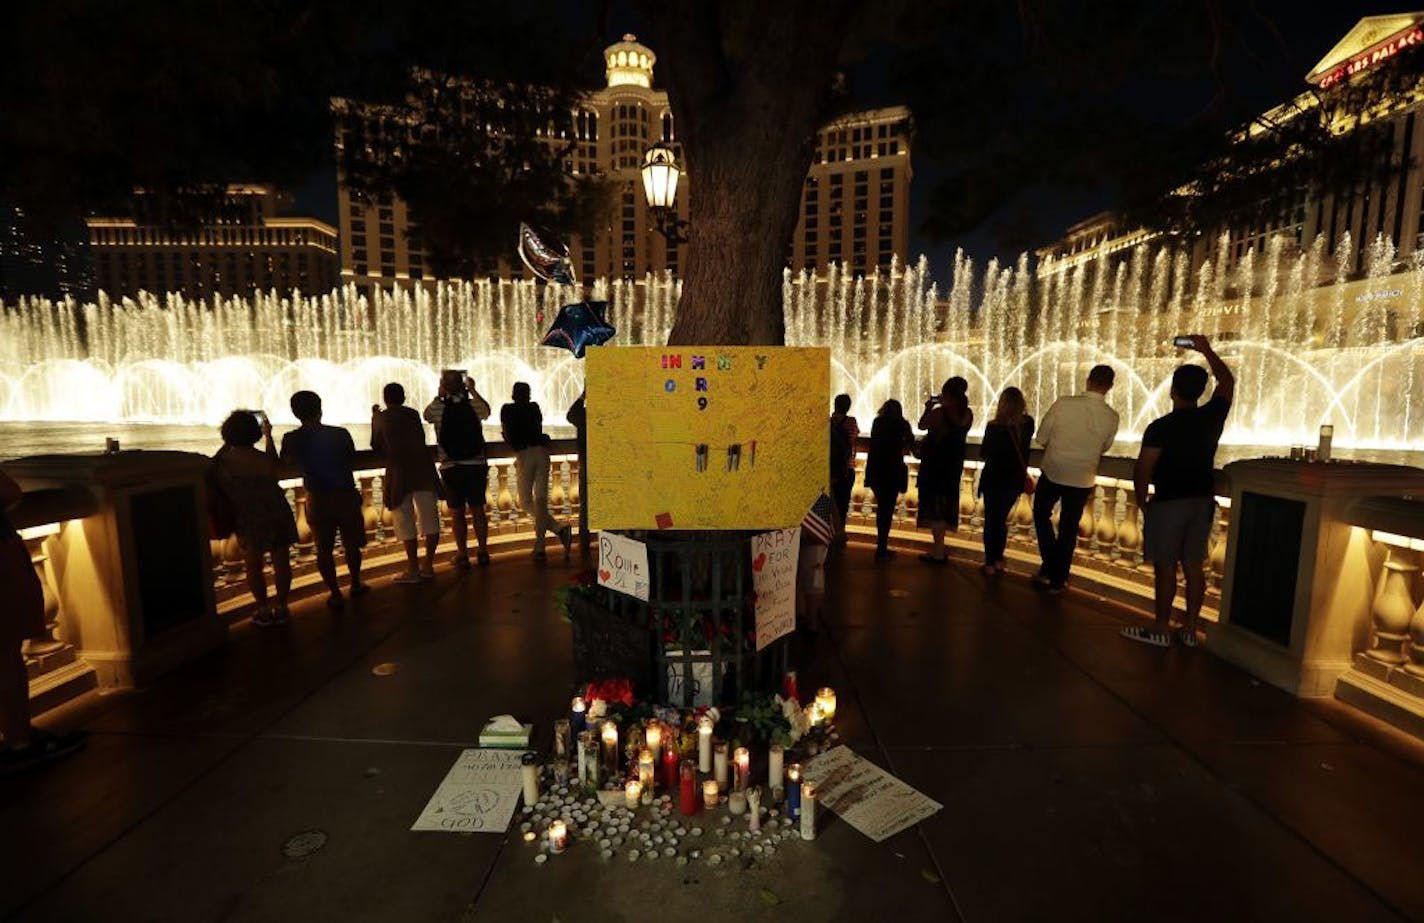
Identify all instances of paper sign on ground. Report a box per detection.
[801,746,943,843]
[752,527,800,651]
[411,749,525,833]
[597,531,650,601]
[586,346,830,530]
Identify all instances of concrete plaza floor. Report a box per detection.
[4,544,1424,922]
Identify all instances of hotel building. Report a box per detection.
[336,35,912,288]
[1038,12,1424,284]
[86,185,339,300]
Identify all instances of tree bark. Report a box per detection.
[648,0,859,346]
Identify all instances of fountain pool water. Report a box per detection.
[2,236,1422,460]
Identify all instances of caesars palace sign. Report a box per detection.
[1317,25,1424,89]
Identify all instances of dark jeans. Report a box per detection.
[981,487,1020,565]
[832,476,854,529]
[872,489,899,552]
[1033,476,1092,584]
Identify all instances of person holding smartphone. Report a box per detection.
[1124,335,1234,648]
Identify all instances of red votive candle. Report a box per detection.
[662,744,679,791]
[678,760,698,816]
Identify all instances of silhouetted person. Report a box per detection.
[567,390,590,559]
[280,390,367,607]
[373,382,441,583]
[864,399,913,561]
[917,377,972,564]
[426,370,493,569]
[1033,364,1119,593]
[1125,336,1234,648]
[977,387,1035,576]
[829,393,859,543]
[500,382,572,561]
[211,410,297,625]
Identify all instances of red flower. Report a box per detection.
[586,678,635,707]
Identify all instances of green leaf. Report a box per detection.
[759,888,781,907]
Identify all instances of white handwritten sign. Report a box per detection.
[752,527,800,651]
[598,531,650,601]
[802,746,943,843]
[411,749,525,833]
[665,650,714,707]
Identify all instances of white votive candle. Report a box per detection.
[800,782,817,840]
[698,717,713,773]
[768,744,784,790]
[713,741,729,790]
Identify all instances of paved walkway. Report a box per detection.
[3,545,1424,922]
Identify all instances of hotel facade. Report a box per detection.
[336,35,912,288]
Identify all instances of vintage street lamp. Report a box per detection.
[641,143,689,245]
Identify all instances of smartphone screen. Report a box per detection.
[1173,336,1194,348]
[253,410,268,427]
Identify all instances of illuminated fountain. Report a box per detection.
[2,233,1422,451]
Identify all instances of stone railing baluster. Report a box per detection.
[1117,486,1142,566]
[1363,545,1418,666]
[1094,482,1118,560]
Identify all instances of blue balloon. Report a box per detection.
[540,300,615,359]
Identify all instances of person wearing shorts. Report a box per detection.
[372,382,442,583]
[281,390,369,608]
[1126,336,1234,648]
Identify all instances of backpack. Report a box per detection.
[438,398,485,461]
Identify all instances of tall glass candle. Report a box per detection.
[661,744,679,792]
[601,721,619,775]
[800,782,817,840]
[625,779,643,810]
[637,748,655,791]
[733,747,750,792]
[815,687,837,724]
[521,752,539,806]
[679,760,699,816]
[553,719,572,759]
[713,741,729,790]
[645,722,662,763]
[768,744,784,791]
[786,763,802,822]
[570,696,587,736]
[697,716,713,772]
[702,779,720,808]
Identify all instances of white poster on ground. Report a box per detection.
[597,531,651,601]
[752,527,800,651]
[411,749,525,833]
[802,746,943,843]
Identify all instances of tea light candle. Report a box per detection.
[768,744,784,790]
[625,779,643,810]
[679,760,699,816]
[733,747,750,792]
[521,752,539,806]
[523,830,537,843]
[713,741,729,790]
[570,696,587,736]
[786,763,802,822]
[815,687,837,724]
[637,748,655,790]
[554,718,572,759]
[645,722,662,763]
[702,779,720,808]
[601,721,619,775]
[800,782,817,840]
[728,790,747,815]
[547,819,568,854]
[698,716,713,772]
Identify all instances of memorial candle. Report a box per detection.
[733,747,750,792]
[678,760,698,816]
[702,779,720,808]
[786,763,802,822]
[800,782,817,840]
[747,787,762,833]
[661,744,679,792]
[768,744,784,791]
[713,741,729,790]
[576,732,589,785]
[570,696,587,736]
[547,819,568,854]
[697,716,713,772]
[625,779,643,810]
[815,687,837,724]
[601,721,619,775]
[645,722,662,763]
[637,748,655,791]
[521,752,539,806]
[554,719,572,759]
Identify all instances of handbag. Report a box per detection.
[1009,424,1036,496]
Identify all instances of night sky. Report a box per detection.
[291,2,1415,276]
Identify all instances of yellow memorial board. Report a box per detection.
[586,346,830,530]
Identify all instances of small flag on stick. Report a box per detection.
[801,492,836,545]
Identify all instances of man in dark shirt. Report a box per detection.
[499,382,571,560]
[280,390,368,607]
[1125,335,1233,648]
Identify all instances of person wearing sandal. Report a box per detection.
[373,383,442,584]
[211,411,298,626]
[978,387,1035,577]
[0,468,86,773]
[1123,336,1234,649]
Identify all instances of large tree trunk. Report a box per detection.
[650,0,858,346]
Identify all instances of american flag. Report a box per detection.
[801,491,836,545]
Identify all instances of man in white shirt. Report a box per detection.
[1032,365,1120,592]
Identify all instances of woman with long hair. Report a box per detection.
[916,377,973,564]
[978,387,1035,575]
[864,399,914,560]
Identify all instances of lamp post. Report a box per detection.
[641,143,689,245]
